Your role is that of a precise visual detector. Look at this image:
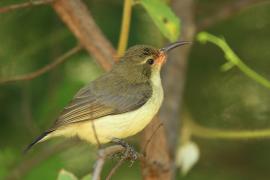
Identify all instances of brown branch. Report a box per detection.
[140,0,196,179]
[142,121,163,155]
[93,145,145,180]
[52,0,116,71]
[105,157,125,180]
[141,117,171,180]
[92,145,124,180]
[0,45,82,84]
[0,0,53,14]
[197,0,269,31]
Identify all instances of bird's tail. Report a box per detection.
[23,130,53,153]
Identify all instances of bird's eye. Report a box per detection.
[147,58,154,65]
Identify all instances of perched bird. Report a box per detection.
[25,41,190,152]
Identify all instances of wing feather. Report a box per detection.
[50,73,152,130]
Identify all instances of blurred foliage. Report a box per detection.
[57,169,79,180]
[0,0,270,180]
[184,2,270,180]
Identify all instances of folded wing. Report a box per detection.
[50,73,152,130]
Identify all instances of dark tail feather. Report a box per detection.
[23,131,52,154]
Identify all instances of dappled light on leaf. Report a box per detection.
[57,169,78,180]
[139,0,180,42]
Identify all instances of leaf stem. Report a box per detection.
[185,114,270,140]
[117,0,133,56]
[197,32,270,89]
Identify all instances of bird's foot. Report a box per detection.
[111,138,138,166]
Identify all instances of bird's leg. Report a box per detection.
[91,121,101,149]
[111,138,138,166]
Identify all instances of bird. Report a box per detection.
[25,41,190,152]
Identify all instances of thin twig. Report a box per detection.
[92,145,124,180]
[0,45,82,84]
[91,121,101,148]
[197,0,269,31]
[0,0,54,13]
[92,156,105,180]
[105,157,125,180]
[117,0,133,56]
[142,122,163,155]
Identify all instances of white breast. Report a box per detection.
[53,71,164,144]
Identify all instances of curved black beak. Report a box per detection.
[160,41,191,52]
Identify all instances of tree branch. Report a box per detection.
[105,157,125,180]
[140,0,196,179]
[0,45,82,84]
[142,122,163,155]
[52,0,116,71]
[92,145,124,180]
[197,0,269,31]
[141,117,172,180]
[0,0,53,14]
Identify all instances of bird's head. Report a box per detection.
[113,41,191,83]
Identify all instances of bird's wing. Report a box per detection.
[50,73,152,130]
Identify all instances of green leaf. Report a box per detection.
[139,0,180,42]
[57,169,78,180]
[221,62,235,72]
[81,173,92,180]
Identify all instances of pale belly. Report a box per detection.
[76,85,163,144]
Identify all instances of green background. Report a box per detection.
[1,0,270,179]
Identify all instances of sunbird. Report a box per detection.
[25,41,190,151]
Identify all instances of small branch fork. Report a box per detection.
[92,144,144,180]
[92,145,124,180]
[0,45,82,84]
[91,124,163,180]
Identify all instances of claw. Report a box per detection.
[111,138,138,166]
